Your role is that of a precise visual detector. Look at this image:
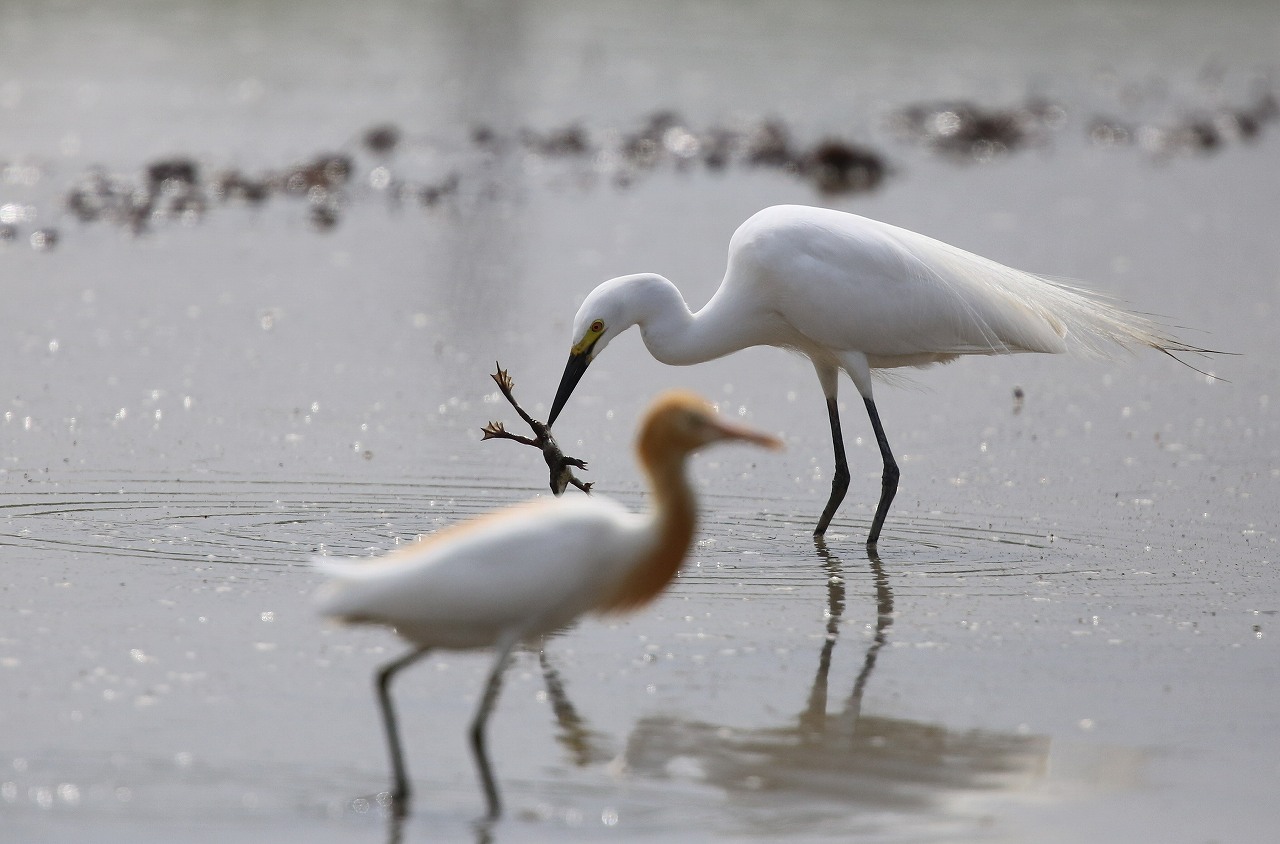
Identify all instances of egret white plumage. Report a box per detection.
[314,391,781,818]
[548,204,1216,545]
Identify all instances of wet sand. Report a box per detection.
[2,2,1278,842]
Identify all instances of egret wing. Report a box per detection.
[730,205,1180,364]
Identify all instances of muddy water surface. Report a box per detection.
[2,2,1278,842]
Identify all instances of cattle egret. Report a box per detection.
[548,204,1216,545]
[314,391,781,818]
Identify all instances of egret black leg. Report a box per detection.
[815,397,851,537]
[863,396,900,547]
[376,646,433,816]
[469,636,520,820]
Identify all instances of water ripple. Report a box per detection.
[0,476,534,567]
[0,475,1221,601]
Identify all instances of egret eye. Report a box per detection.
[590,320,604,334]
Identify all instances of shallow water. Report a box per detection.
[2,1,1279,842]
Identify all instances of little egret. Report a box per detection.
[314,391,781,818]
[548,204,1215,545]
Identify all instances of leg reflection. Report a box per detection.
[618,542,1056,816]
[805,537,896,732]
[848,545,894,721]
[537,648,614,767]
[800,537,847,733]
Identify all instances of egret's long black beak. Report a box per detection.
[548,350,590,428]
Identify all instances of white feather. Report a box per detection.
[315,496,648,648]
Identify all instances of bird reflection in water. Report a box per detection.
[798,537,893,735]
[537,649,615,768]
[619,540,1054,831]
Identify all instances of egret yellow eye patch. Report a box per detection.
[571,320,606,355]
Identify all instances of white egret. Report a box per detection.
[548,204,1216,545]
[314,391,781,818]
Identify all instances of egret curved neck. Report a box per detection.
[631,276,744,366]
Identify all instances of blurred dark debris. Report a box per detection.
[62,158,202,232]
[211,170,270,204]
[739,122,887,195]
[742,119,795,168]
[1086,118,1134,148]
[65,167,184,232]
[146,157,199,190]
[362,123,402,155]
[802,140,887,195]
[415,172,460,207]
[701,127,737,170]
[282,153,351,231]
[503,112,888,196]
[56,144,458,237]
[888,98,1066,162]
[470,124,502,151]
[521,124,592,157]
[282,153,353,195]
[307,199,341,232]
[621,111,703,172]
[29,228,58,251]
[3,79,1276,249]
[1088,92,1280,158]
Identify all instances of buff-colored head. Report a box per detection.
[594,391,782,616]
[636,391,782,467]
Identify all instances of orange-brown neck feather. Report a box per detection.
[595,422,698,614]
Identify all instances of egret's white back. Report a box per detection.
[720,205,1185,367]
